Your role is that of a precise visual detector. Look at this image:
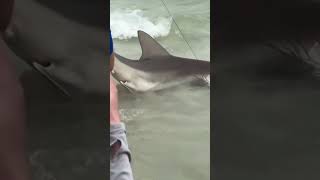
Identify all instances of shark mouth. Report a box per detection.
[111,70,127,84]
[32,62,71,98]
[196,74,211,86]
[111,70,135,93]
[202,75,211,86]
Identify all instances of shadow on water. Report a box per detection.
[213,1,320,178]
[214,44,320,180]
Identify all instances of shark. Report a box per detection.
[4,0,107,98]
[5,0,210,95]
[112,30,211,92]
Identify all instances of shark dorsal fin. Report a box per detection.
[138,30,170,60]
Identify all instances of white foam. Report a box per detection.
[110,9,172,40]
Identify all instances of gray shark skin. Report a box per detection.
[4,0,107,98]
[112,30,211,92]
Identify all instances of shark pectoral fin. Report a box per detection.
[137,30,170,59]
[32,62,71,97]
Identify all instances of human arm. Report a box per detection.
[110,73,134,180]
[109,32,134,180]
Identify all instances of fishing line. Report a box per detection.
[159,0,199,60]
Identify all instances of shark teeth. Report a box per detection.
[120,80,128,84]
[119,81,135,94]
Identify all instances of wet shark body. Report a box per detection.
[4,0,107,98]
[112,31,211,92]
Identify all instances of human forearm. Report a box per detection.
[110,74,121,124]
[109,75,134,180]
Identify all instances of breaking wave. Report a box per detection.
[110,9,172,40]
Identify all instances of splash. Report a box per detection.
[110,9,172,40]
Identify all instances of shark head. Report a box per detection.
[112,53,162,92]
[112,30,171,92]
[4,0,108,98]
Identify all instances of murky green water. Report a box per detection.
[111,0,210,179]
[5,0,210,179]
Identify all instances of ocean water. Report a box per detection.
[111,0,210,179]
